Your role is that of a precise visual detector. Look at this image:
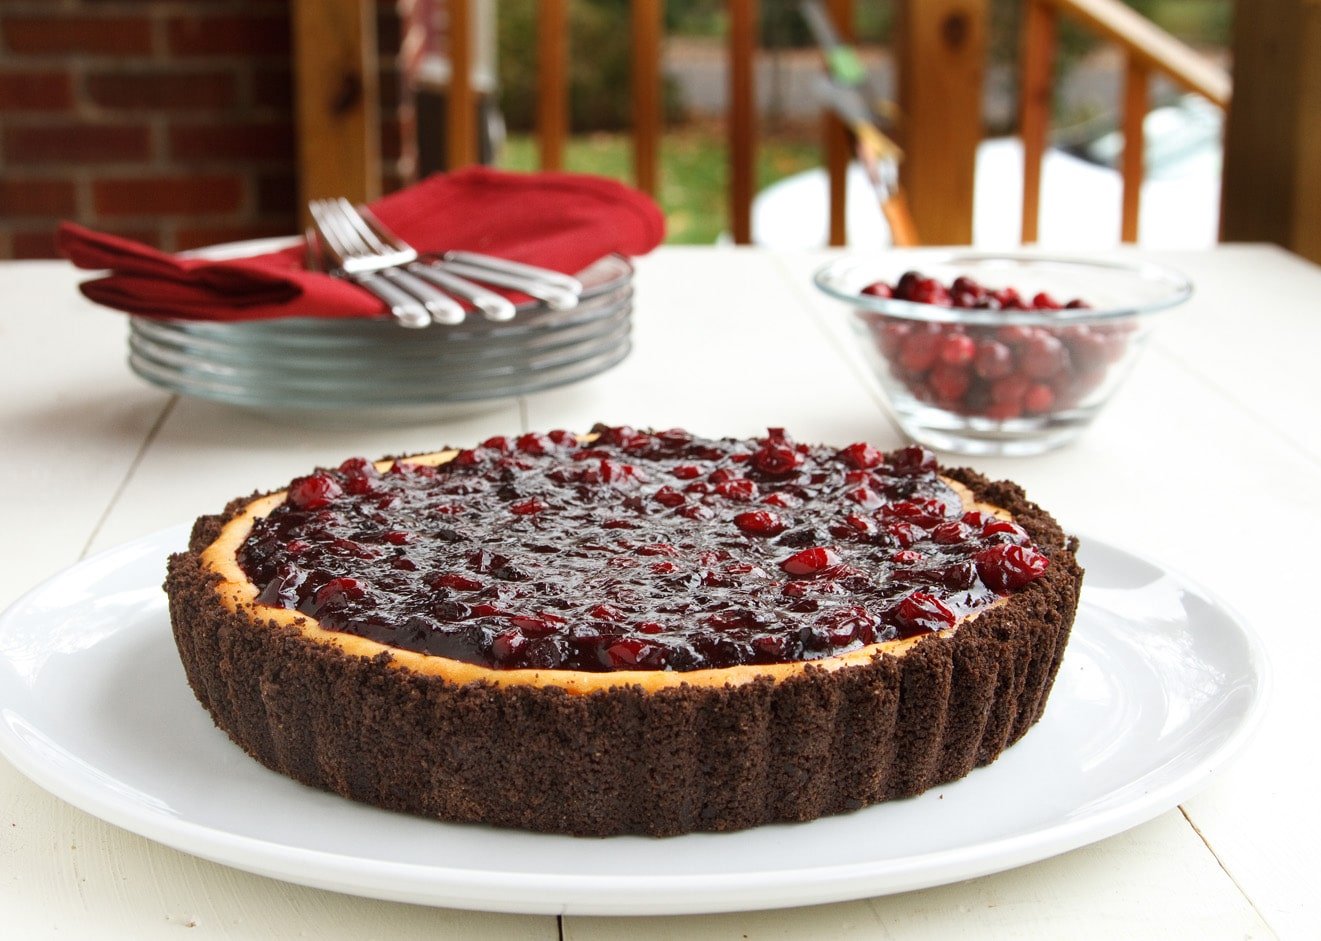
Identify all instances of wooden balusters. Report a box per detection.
[537,0,569,171]
[729,0,758,245]
[445,0,477,170]
[1019,0,1057,244]
[632,0,663,195]
[1120,55,1149,243]
[1019,0,1231,246]
[823,0,854,247]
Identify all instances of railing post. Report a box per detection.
[729,0,758,245]
[537,0,569,170]
[824,0,854,247]
[1019,0,1056,244]
[632,0,663,196]
[1120,53,1149,243]
[445,0,477,169]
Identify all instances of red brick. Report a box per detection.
[4,123,152,165]
[10,228,60,259]
[175,221,292,251]
[251,65,292,111]
[166,15,289,57]
[85,69,238,112]
[167,121,293,162]
[92,174,244,217]
[255,171,296,215]
[0,179,79,217]
[0,70,74,110]
[2,15,153,55]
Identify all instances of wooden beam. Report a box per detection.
[824,0,853,247]
[445,0,477,170]
[1120,54,1148,244]
[896,0,985,245]
[1045,0,1230,108]
[537,0,568,170]
[729,0,758,245]
[631,0,663,195]
[1019,0,1056,244]
[1221,0,1321,264]
[291,0,380,219]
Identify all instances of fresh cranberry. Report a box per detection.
[974,340,1015,380]
[1023,383,1056,414]
[899,328,940,373]
[937,332,976,366]
[861,281,893,298]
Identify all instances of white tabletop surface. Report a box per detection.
[1,244,1317,938]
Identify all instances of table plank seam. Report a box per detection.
[1178,805,1279,938]
[77,394,178,563]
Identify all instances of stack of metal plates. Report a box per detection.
[127,254,633,420]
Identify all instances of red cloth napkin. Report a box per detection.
[58,167,665,321]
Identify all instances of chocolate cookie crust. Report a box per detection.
[166,462,1081,837]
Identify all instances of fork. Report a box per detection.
[309,199,466,326]
[348,202,583,313]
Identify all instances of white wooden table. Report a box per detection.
[1,245,1316,939]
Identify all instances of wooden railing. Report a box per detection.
[1019,0,1232,243]
[296,1,1232,249]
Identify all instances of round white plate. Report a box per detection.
[0,530,1268,916]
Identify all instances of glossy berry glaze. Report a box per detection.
[237,427,1050,673]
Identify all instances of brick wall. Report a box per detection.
[0,0,405,259]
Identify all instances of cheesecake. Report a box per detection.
[165,426,1082,836]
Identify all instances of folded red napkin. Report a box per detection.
[58,167,665,321]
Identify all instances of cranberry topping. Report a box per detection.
[859,271,1136,419]
[237,427,1050,673]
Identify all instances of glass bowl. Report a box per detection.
[814,253,1193,456]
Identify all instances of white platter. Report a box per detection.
[0,529,1268,916]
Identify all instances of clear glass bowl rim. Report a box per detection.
[813,252,1193,326]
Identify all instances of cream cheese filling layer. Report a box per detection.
[200,449,1011,694]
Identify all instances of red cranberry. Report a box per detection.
[894,592,956,634]
[840,441,884,469]
[1020,331,1068,378]
[889,445,938,474]
[780,546,840,576]
[434,572,483,591]
[734,510,786,536]
[861,281,893,298]
[975,544,1050,592]
[752,442,803,476]
[1023,383,1056,414]
[671,464,703,479]
[510,497,546,515]
[313,576,365,608]
[715,478,759,501]
[974,340,1015,380]
[287,472,342,510]
[937,332,976,366]
[899,328,940,373]
[653,486,687,508]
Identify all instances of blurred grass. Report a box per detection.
[497,125,820,244]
